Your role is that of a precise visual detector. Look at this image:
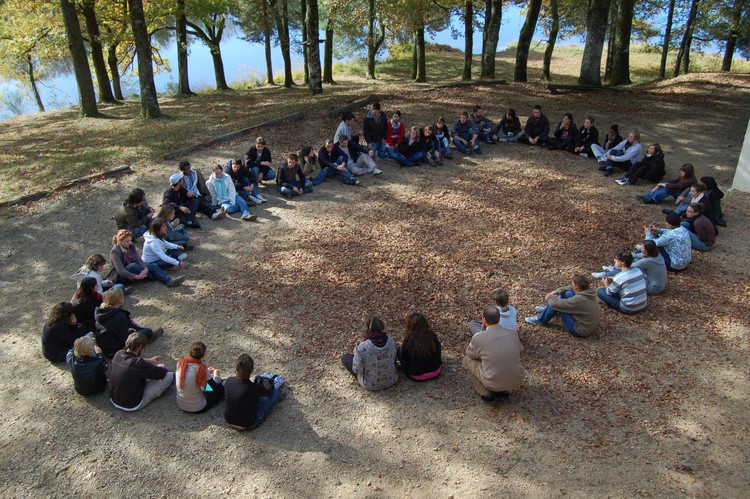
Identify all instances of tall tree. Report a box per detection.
[300,0,309,83]
[658,0,675,78]
[462,0,473,80]
[480,0,502,79]
[306,0,323,94]
[127,0,161,117]
[80,0,116,102]
[269,0,294,87]
[541,0,559,81]
[365,0,385,79]
[608,0,634,85]
[323,17,335,83]
[60,0,99,117]
[175,0,193,95]
[673,0,699,77]
[578,0,610,86]
[514,0,542,82]
[414,23,426,82]
[185,1,230,90]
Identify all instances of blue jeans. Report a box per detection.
[370,142,390,159]
[643,187,680,204]
[438,137,452,155]
[219,195,249,214]
[604,149,625,170]
[277,179,312,197]
[254,386,284,427]
[310,167,329,185]
[686,230,711,251]
[123,224,148,239]
[145,262,172,285]
[535,290,580,336]
[387,149,414,166]
[596,288,630,313]
[497,130,524,142]
[478,129,494,143]
[116,262,148,285]
[326,163,355,182]
[249,167,276,196]
[452,137,471,153]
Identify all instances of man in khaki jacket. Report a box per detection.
[463,307,525,402]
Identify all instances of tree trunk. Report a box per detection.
[411,34,418,80]
[26,55,45,112]
[462,0,473,80]
[603,0,617,81]
[306,0,323,94]
[323,20,335,84]
[609,0,634,86]
[513,0,542,82]
[262,0,275,85]
[658,0,675,78]
[107,43,124,100]
[366,0,384,79]
[721,0,744,71]
[480,0,503,79]
[578,0,610,86]
[81,0,116,102]
[415,23,426,82]
[127,0,161,118]
[270,0,293,87]
[673,0,698,77]
[481,0,491,58]
[60,0,99,117]
[176,0,193,95]
[542,0,559,81]
[210,46,230,90]
[301,0,309,83]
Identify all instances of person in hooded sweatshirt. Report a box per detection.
[341,316,398,391]
[524,274,601,337]
[616,143,666,186]
[141,218,189,276]
[114,188,153,238]
[468,288,517,334]
[95,287,162,357]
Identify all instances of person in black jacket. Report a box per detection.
[396,126,427,166]
[617,143,666,186]
[520,104,550,146]
[363,102,390,158]
[95,287,161,357]
[224,353,284,430]
[244,137,276,204]
[225,158,262,205]
[42,302,88,363]
[275,153,313,198]
[398,313,442,381]
[67,336,108,396]
[700,176,726,227]
[494,108,523,143]
[547,113,579,151]
[70,277,102,334]
[592,124,623,161]
[163,173,201,228]
[573,116,600,157]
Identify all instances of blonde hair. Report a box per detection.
[102,287,124,309]
[74,336,97,358]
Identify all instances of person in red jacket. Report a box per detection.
[385,110,405,148]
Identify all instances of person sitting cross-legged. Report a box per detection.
[224,353,285,431]
[683,203,717,252]
[66,335,108,396]
[341,316,398,391]
[596,252,647,314]
[468,287,517,334]
[546,113,579,152]
[114,188,153,239]
[318,139,359,186]
[206,164,257,221]
[593,240,668,296]
[463,306,525,403]
[573,116,600,157]
[451,111,480,154]
[398,313,442,382]
[645,212,692,271]
[519,104,550,146]
[494,108,524,144]
[276,152,313,198]
[525,274,601,337]
[176,341,225,414]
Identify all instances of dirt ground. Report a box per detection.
[1,74,749,498]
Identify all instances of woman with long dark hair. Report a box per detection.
[398,313,442,381]
[70,277,102,333]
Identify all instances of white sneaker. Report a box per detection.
[177,253,188,261]
[373,168,383,175]
[211,209,225,220]
[579,153,589,158]
[257,194,268,203]
[592,271,607,279]
[601,265,615,271]
[247,195,262,205]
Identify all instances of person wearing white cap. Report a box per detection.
[163,173,223,229]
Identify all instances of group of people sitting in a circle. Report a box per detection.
[41,98,731,414]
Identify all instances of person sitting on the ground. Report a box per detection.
[434,116,453,159]
[645,212,692,271]
[106,229,148,286]
[385,110,406,149]
[67,335,108,396]
[333,111,361,145]
[494,108,524,144]
[142,218,189,281]
[700,176,726,227]
[109,332,174,412]
[669,181,711,218]
[524,274,601,337]
[163,173,220,229]
[244,136,276,203]
[468,105,496,144]
[593,240,668,295]
[276,152,313,198]
[452,111,480,154]
[71,253,119,296]
[597,130,643,177]
[318,139,359,186]
[179,160,221,219]
[398,313,442,381]
[114,188,154,239]
[224,353,285,430]
[95,287,162,357]
[338,135,381,175]
[71,277,102,334]
[463,306,525,402]
[363,102,390,159]
[547,113,578,151]
[225,158,263,205]
[42,302,88,363]
[684,203,717,252]
[641,163,697,204]
[155,204,199,250]
[616,143,666,186]
[573,116,600,157]
[299,145,328,186]
[520,104,550,146]
[176,341,225,413]
[596,252,648,314]
[206,164,257,221]
[591,124,623,161]
[341,316,398,391]
[468,287,517,334]
[420,125,443,166]
[395,126,427,167]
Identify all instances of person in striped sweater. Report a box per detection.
[596,252,648,314]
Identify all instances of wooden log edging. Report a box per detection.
[0,166,133,209]
[325,94,380,119]
[162,112,306,161]
[425,79,508,91]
